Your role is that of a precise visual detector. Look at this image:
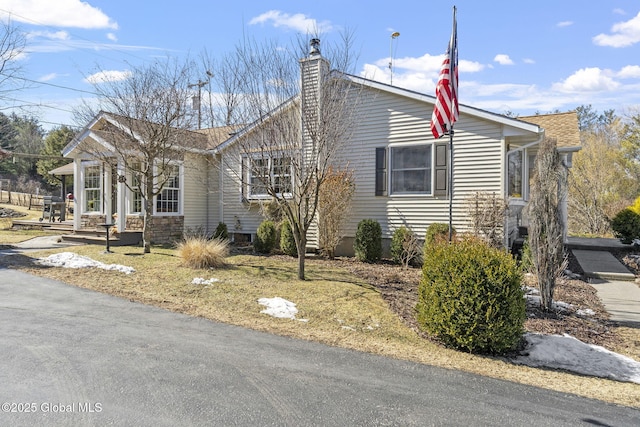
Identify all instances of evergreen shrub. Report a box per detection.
[610,208,640,244]
[354,219,382,263]
[416,237,525,354]
[213,222,228,240]
[255,220,277,253]
[280,220,298,257]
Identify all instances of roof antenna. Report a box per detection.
[389,31,400,85]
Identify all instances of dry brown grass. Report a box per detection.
[1,244,639,409]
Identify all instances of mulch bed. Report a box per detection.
[329,250,623,349]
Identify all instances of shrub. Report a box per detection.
[318,167,355,259]
[213,222,228,240]
[425,222,454,248]
[390,226,422,268]
[416,237,525,354]
[254,220,277,253]
[610,208,640,244]
[280,220,298,257]
[176,237,229,269]
[354,219,382,263]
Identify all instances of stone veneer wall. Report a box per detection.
[80,214,107,229]
[149,216,184,245]
[81,214,183,245]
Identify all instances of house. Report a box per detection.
[63,41,581,254]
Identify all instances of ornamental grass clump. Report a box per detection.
[176,237,229,269]
[416,237,525,354]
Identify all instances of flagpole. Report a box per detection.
[448,6,456,242]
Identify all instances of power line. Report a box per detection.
[7,75,99,95]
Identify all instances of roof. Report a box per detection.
[518,111,581,149]
[49,162,74,175]
[63,111,240,157]
[196,125,243,150]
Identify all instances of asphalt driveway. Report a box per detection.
[0,268,638,426]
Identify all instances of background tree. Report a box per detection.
[75,57,201,253]
[3,114,44,178]
[0,18,26,96]
[568,105,638,235]
[221,34,360,279]
[527,137,566,311]
[36,126,76,186]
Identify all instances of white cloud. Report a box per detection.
[107,33,118,42]
[39,73,58,82]
[593,11,640,47]
[249,10,332,33]
[84,70,131,84]
[618,65,640,78]
[552,67,620,92]
[494,54,514,65]
[557,21,573,28]
[613,8,626,16]
[0,0,118,29]
[523,58,536,64]
[27,30,70,40]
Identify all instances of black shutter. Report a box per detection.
[434,143,448,197]
[375,147,387,196]
[240,156,248,202]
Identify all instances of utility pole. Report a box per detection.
[189,71,213,129]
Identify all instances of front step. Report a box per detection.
[61,231,142,247]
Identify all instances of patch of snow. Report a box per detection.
[191,277,220,285]
[37,252,135,274]
[514,333,640,384]
[258,297,307,322]
[524,293,573,312]
[576,308,595,316]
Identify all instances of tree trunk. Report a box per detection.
[142,180,154,254]
[296,234,307,280]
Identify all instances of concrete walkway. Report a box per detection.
[570,240,640,327]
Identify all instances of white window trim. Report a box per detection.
[153,162,183,216]
[245,153,294,200]
[507,148,534,202]
[388,142,433,197]
[82,161,103,214]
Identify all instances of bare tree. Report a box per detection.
[0,18,26,96]
[527,137,566,311]
[75,57,203,253]
[466,191,508,248]
[222,35,360,279]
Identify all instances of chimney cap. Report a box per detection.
[310,38,321,56]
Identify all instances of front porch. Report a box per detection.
[11,218,142,247]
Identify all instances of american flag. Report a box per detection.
[431,7,458,139]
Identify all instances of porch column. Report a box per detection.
[117,161,126,233]
[73,159,82,231]
[559,153,571,244]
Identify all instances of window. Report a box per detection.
[129,169,143,214]
[247,155,293,198]
[156,164,180,213]
[390,145,432,194]
[508,151,523,198]
[84,165,101,212]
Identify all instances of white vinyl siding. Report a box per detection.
[330,89,504,242]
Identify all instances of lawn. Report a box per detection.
[1,239,638,409]
[0,203,62,244]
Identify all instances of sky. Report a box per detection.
[2,0,640,131]
[30,250,640,384]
